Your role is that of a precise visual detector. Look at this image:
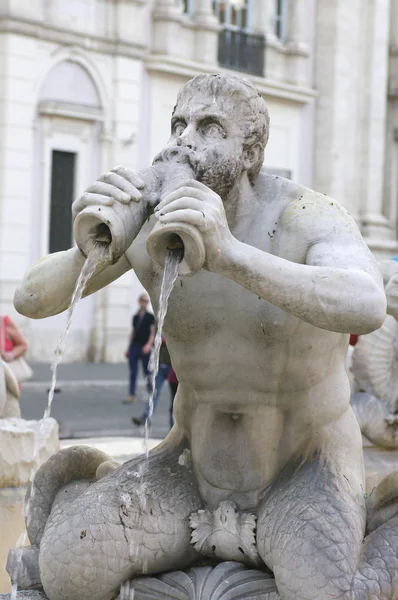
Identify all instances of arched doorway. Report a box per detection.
[30,59,105,362]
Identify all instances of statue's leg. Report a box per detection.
[257,451,366,599]
[37,429,202,600]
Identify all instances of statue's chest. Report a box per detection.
[130,240,295,345]
[128,205,302,342]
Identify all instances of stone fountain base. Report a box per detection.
[0,593,46,600]
[0,561,278,600]
[0,418,59,594]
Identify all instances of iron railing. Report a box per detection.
[218,29,265,77]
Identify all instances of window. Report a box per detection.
[213,0,265,76]
[182,0,191,13]
[49,150,76,254]
[274,0,286,40]
[213,0,250,31]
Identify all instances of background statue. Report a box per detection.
[10,74,398,600]
[0,359,20,419]
[351,260,398,448]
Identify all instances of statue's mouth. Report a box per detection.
[152,146,199,174]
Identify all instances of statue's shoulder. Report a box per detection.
[255,173,358,243]
[278,184,355,240]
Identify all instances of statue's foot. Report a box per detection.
[190,501,262,566]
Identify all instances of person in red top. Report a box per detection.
[349,334,359,346]
[0,315,28,364]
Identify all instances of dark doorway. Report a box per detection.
[49,150,76,253]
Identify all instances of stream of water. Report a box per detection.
[44,244,106,419]
[143,248,182,457]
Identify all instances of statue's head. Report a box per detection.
[166,73,270,197]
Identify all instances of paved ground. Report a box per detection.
[19,362,172,441]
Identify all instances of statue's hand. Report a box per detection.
[72,167,145,222]
[155,179,234,272]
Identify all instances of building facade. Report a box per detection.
[0,0,391,363]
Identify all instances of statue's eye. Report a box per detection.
[173,122,186,136]
[201,121,225,138]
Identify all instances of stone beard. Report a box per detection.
[192,146,244,199]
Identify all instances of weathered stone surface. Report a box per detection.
[363,438,398,491]
[6,546,41,591]
[0,562,278,600]
[350,260,398,449]
[0,592,47,600]
[0,418,59,488]
[128,562,278,600]
[0,487,26,593]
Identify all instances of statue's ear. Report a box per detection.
[242,143,262,172]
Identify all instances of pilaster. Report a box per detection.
[285,0,311,87]
[314,0,363,220]
[152,0,188,58]
[359,0,391,246]
[193,0,220,66]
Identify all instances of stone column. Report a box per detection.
[359,0,392,251]
[193,0,220,66]
[255,0,285,81]
[193,0,218,26]
[314,0,363,220]
[152,0,184,56]
[284,0,311,86]
[285,0,309,53]
[153,0,182,16]
[251,0,275,38]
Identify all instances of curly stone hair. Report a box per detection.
[175,73,270,182]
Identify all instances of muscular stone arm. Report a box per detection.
[14,247,132,319]
[217,194,386,334]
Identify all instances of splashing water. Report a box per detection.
[144,249,182,457]
[28,245,106,499]
[119,581,135,600]
[45,243,107,419]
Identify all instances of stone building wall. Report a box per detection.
[314,0,395,259]
[3,0,391,362]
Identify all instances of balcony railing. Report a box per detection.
[218,29,265,77]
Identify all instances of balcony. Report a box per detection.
[218,29,265,77]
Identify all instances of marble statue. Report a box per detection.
[351,260,398,449]
[9,74,398,600]
[0,359,20,419]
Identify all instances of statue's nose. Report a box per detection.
[177,130,195,150]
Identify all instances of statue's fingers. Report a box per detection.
[159,208,207,230]
[85,181,131,203]
[112,166,145,189]
[158,186,205,210]
[100,172,141,202]
[72,193,114,220]
[157,197,204,216]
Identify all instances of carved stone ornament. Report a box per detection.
[122,561,278,600]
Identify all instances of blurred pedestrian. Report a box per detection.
[123,294,155,404]
[0,315,31,384]
[168,367,178,429]
[132,336,171,426]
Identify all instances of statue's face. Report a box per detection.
[167,90,248,197]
